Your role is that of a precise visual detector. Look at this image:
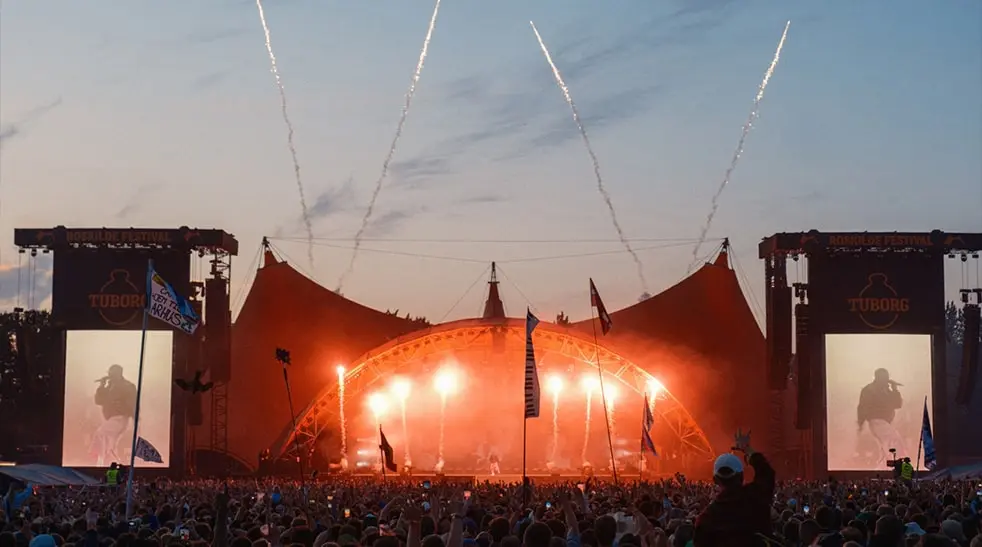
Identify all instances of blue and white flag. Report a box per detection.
[134,436,163,464]
[642,395,657,457]
[921,398,936,471]
[523,309,541,419]
[147,265,200,335]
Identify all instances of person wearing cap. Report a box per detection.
[693,429,776,546]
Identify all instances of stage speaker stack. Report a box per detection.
[767,285,793,389]
[794,303,811,429]
[205,277,232,384]
[955,304,980,405]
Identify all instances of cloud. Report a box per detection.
[0,255,54,310]
[114,184,155,220]
[364,208,424,238]
[185,27,248,46]
[0,97,63,149]
[309,176,357,221]
[403,0,737,167]
[190,70,231,91]
[456,195,508,206]
[388,156,457,189]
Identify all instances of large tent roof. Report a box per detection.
[572,251,767,449]
[219,247,767,464]
[222,251,425,463]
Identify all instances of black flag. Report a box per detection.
[379,427,397,473]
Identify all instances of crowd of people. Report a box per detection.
[1,432,979,547]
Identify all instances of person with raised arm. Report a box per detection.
[693,429,777,546]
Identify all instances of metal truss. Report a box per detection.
[269,318,715,465]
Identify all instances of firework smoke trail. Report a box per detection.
[530,21,648,293]
[689,21,791,271]
[255,0,315,270]
[336,0,442,292]
[581,391,593,464]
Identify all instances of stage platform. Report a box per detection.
[344,473,648,483]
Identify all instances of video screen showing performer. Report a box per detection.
[62,330,173,468]
[825,334,933,471]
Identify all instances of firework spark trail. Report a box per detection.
[581,391,593,464]
[689,21,791,271]
[338,380,347,464]
[336,0,442,292]
[551,391,560,463]
[437,394,447,469]
[254,0,315,270]
[401,402,412,467]
[530,21,648,293]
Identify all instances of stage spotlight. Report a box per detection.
[647,378,665,396]
[434,368,458,396]
[581,375,600,393]
[547,375,564,395]
[603,383,619,403]
[336,365,346,380]
[391,378,412,401]
[367,392,389,419]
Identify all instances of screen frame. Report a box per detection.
[822,333,934,472]
[61,329,175,469]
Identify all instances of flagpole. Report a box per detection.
[589,295,618,486]
[639,397,645,480]
[125,258,153,520]
[914,395,926,479]
[379,425,387,481]
[281,361,307,492]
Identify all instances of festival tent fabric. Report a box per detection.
[572,250,769,452]
[217,251,425,464]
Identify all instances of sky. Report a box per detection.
[1,0,980,325]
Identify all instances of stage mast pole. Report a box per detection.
[124,258,152,520]
[590,292,618,485]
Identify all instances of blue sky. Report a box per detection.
[1,0,980,323]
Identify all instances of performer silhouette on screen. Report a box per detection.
[90,365,137,466]
[857,368,906,463]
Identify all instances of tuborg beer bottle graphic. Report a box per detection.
[848,273,909,330]
[90,269,144,326]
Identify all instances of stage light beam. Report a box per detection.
[434,368,458,396]
[391,378,412,400]
[547,374,564,395]
[581,374,600,394]
[647,378,665,396]
[367,392,389,420]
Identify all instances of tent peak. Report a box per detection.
[482,262,505,319]
[261,237,280,269]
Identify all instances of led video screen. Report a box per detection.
[62,330,173,468]
[825,334,933,471]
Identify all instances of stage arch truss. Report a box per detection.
[270,319,715,465]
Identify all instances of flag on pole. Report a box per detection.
[379,427,397,473]
[134,437,163,464]
[642,395,657,457]
[524,309,541,419]
[589,278,613,335]
[921,399,936,471]
[147,265,200,335]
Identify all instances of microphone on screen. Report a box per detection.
[888,380,903,387]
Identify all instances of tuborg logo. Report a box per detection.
[88,269,145,326]
[846,273,909,330]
